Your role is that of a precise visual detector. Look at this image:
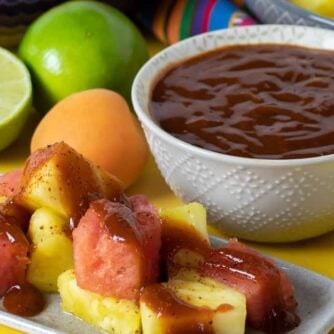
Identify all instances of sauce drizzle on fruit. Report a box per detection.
[0,215,44,317]
[161,218,210,259]
[0,198,30,231]
[19,143,125,226]
[0,214,29,247]
[141,284,221,333]
[201,246,301,332]
[92,199,142,244]
[3,283,45,317]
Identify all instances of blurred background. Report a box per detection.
[1,0,333,50]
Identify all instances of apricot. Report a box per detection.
[31,89,149,188]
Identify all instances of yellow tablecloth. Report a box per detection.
[1,37,333,334]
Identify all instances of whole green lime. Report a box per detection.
[18,1,148,112]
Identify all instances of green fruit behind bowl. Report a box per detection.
[18,0,148,112]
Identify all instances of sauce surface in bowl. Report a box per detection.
[150,44,334,159]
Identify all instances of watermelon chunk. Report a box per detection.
[224,239,298,311]
[201,239,300,332]
[130,195,161,283]
[0,169,23,200]
[73,199,147,301]
[0,214,29,296]
[0,198,30,231]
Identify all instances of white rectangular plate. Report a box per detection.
[1,235,334,334]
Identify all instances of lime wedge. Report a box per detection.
[0,47,32,151]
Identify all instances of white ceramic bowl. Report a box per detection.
[132,25,334,242]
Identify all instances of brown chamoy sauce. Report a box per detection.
[91,199,142,245]
[0,216,45,317]
[19,142,125,227]
[141,284,232,333]
[161,218,211,259]
[3,283,45,317]
[0,197,30,232]
[151,44,334,159]
[0,215,29,248]
[202,247,300,333]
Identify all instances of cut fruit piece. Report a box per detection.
[172,249,204,269]
[160,203,210,260]
[17,142,124,223]
[27,207,73,292]
[73,199,146,301]
[58,270,140,334]
[171,270,247,334]
[0,197,30,231]
[130,195,161,283]
[168,248,205,278]
[168,279,246,334]
[0,47,31,151]
[0,214,29,296]
[201,240,300,332]
[223,239,298,311]
[0,169,23,203]
[140,276,246,334]
[28,207,69,243]
[160,202,209,244]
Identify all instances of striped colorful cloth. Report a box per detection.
[0,0,257,48]
[138,0,257,44]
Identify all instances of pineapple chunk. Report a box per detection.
[172,249,205,269]
[168,278,246,334]
[160,203,209,276]
[17,142,123,221]
[168,248,205,278]
[27,207,73,292]
[140,274,246,334]
[159,202,209,243]
[58,270,141,334]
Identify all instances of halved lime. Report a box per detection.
[0,47,32,151]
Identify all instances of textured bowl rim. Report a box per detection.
[276,0,334,27]
[132,24,334,167]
